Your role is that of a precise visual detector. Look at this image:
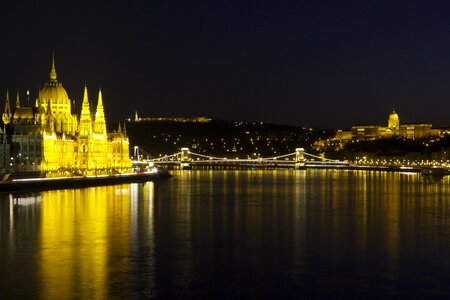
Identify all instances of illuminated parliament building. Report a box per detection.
[0,55,131,174]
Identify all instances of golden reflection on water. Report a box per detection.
[178,169,450,286]
[3,171,450,298]
[36,182,155,299]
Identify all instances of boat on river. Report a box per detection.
[421,167,449,182]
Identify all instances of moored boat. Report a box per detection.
[421,167,449,178]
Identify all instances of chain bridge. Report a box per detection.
[132,147,349,170]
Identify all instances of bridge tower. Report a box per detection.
[180,147,191,169]
[295,148,306,169]
[133,146,140,160]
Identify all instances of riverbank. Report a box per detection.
[0,169,171,194]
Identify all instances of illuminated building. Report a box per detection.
[333,110,441,146]
[0,55,131,174]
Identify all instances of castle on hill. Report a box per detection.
[332,110,441,147]
[0,55,131,175]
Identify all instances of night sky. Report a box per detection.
[1,0,450,128]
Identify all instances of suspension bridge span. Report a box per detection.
[132,147,349,170]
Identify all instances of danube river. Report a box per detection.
[1,170,450,298]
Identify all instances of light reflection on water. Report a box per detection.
[0,170,450,298]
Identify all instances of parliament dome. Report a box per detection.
[37,54,71,112]
[39,83,70,105]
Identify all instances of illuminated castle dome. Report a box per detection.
[388,110,399,129]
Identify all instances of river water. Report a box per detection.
[1,170,450,299]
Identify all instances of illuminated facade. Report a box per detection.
[0,55,131,174]
[333,111,441,146]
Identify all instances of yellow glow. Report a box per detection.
[39,189,107,298]
[3,55,132,175]
[328,110,442,151]
[38,183,155,298]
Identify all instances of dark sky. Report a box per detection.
[1,0,450,128]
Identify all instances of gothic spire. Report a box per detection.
[79,85,92,136]
[94,88,106,134]
[97,87,103,108]
[15,91,20,108]
[81,84,90,110]
[4,89,10,115]
[2,89,11,124]
[50,51,57,81]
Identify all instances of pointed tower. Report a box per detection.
[2,90,11,124]
[94,88,107,135]
[50,51,57,82]
[15,91,20,108]
[38,52,73,122]
[79,85,92,137]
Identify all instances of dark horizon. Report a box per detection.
[1,1,450,128]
